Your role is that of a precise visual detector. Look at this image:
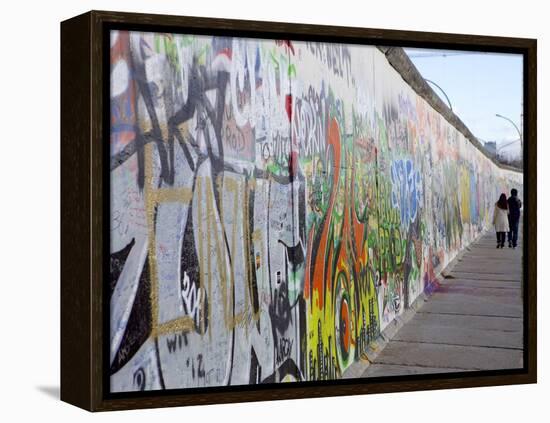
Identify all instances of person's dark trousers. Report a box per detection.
[508,217,519,247]
[496,232,506,247]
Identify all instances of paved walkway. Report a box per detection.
[363,229,523,377]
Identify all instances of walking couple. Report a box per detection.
[493,188,522,249]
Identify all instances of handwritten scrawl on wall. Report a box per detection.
[109,31,523,391]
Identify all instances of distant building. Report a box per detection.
[484,141,497,158]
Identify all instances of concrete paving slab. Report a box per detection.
[380,318,403,342]
[453,261,519,269]
[434,283,522,304]
[419,297,522,317]
[451,264,520,275]
[373,341,523,370]
[458,252,520,259]
[460,250,521,258]
[393,322,523,349]
[458,268,521,274]
[410,312,523,332]
[362,337,388,363]
[428,288,523,306]
[341,359,370,379]
[440,278,521,289]
[448,271,520,281]
[363,364,470,377]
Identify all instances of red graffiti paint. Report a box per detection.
[285,94,293,121]
[341,299,350,353]
[304,118,341,308]
[218,47,232,59]
[275,40,295,55]
[289,150,298,178]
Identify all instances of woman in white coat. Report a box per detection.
[493,193,510,248]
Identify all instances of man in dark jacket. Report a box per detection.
[507,188,522,248]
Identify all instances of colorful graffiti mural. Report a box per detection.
[109,31,523,391]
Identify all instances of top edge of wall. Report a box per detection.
[377,46,523,175]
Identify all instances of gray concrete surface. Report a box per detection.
[362,229,523,377]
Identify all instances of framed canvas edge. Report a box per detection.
[523,36,537,387]
[60,10,537,412]
[60,11,93,411]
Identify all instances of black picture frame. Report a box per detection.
[61,10,537,411]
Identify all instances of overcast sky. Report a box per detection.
[404,48,523,158]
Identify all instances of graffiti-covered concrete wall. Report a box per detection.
[109,31,523,391]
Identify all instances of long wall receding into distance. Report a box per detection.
[109,31,523,391]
